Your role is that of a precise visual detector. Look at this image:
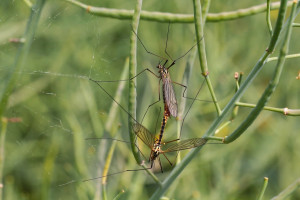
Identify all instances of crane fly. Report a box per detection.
[86,74,208,178]
[56,72,211,186]
[90,23,203,122]
[132,121,207,173]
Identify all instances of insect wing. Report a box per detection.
[163,74,177,117]
[163,138,207,153]
[132,123,155,149]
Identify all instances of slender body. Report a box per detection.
[158,60,178,118]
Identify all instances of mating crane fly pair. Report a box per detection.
[87,79,207,182]
[87,25,207,180]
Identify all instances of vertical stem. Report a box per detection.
[0,119,8,200]
[202,0,211,24]
[101,141,117,200]
[128,0,143,164]
[0,0,46,119]
[267,0,273,36]
[193,0,222,116]
[257,177,269,200]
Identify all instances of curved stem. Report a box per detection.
[235,102,300,116]
[66,0,294,23]
[128,0,143,166]
[224,0,296,143]
[193,0,221,115]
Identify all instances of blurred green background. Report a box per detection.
[0,0,299,199]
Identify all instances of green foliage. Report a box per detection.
[0,0,299,199]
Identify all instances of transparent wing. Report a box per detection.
[132,123,155,149]
[163,74,177,117]
[163,138,207,153]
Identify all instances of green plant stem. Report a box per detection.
[202,0,211,24]
[0,119,8,200]
[112,190,125,200]
[236,102,300,116]
[204,136,223,142]
[224,0,296,143]
[66,0,294,23]
[193,0,221,116]
[271,178,300,200]
[150,1,292,198]
[267,53,300,62]
[128,0,159,185]
[257,177,269,200]
[102,141,117,200]
[267,0,273,36]
[293,22,300,26]
[128,0,142,165]
[0,0,45,120]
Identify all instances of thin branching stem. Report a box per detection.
[202,0,211,24]
[66,0,294,23]
[271,178,300,200]
[129,0,143,165]
[257,177,269,200]
[128,0,160,185]
[267,0,273,36]
[224,0,297,143]
[0,0,45,120]
[193,0,221,116]
[267,53,300,62]
[0,119,8,200]
[235,102,300,116]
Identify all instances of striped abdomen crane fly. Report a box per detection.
[132,122,207,173]
[87,77,208,175]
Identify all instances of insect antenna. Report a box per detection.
[164,22,173,61]
[131,26,167,61]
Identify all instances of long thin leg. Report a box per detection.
[162,138,180,145]
[154,107,162,136]
[81,166,153,183]
[165,22,173,61]
[162,153,173,167]
[141,78,162,124]
[179,79,206,138]
[92,68,159,83]
[167,36,204,70]
[158,157,164,173]
[85,137,148,162]
[172,80,212,103]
